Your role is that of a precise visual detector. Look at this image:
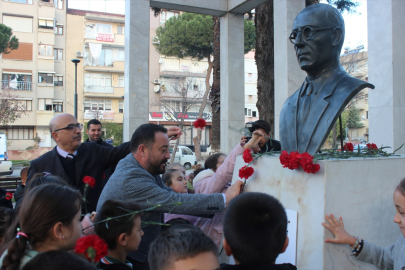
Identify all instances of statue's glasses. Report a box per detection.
[289,26,336,44]
[54,123,83,132]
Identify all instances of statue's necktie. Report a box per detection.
[297,81,313,138]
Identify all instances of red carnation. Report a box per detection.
[287,151,301,170]
[83,176,96,188]
[74,235,108,263]
[193,118,206,129]
[367,143,378,150]
[279,151,290,168]
[5,192,13,201]
[343,143,354,152]
[299,152,314,172]
[242,148,254,163]
[309,163,320,174]
[239,165,254,180]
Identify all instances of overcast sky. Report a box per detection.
[68,0,368,52]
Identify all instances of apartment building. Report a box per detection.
[0,0,66,150]
[244,51,259,123]
[65,9,125,127]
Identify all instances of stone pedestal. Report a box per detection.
[231,155,405,270]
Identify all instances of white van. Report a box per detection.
[169,145,197,170]
[0,133,13,176]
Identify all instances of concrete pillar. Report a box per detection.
[220,12,245,154]
[368,0,405,154]
[273,0,305,140]
[124,0,150,141]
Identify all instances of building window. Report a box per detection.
[118,49,125,61]
[2,15,33,33]
[3,0,33,4]
[38,98,53,111]
[17,100,32,111]
[85,48,113,67]
[118,75,124,87]
[4,126,34,140]
[245,108,257,117]
[160,10,179,25]
[117,25,124,35]
[84,99,112,111]
[54,76,63,86]
[38,44,53,56]
[119,100,123,113]
[54,48,63,60]
[54,26,63,35]
[38,73,53,84]
[2,73,32,90]
[53,0,63,9]
[97,24,112,34]
[84,73,112,87]
[366,111,369,119]
[53,102,63,112]
[38,19,54,29]
[2,42,33,60]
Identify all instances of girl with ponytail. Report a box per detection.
[0,184,83,270]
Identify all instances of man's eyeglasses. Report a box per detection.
[289,26,336,44]
[54,123,83,132]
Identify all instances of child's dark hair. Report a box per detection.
[1,185,83,270]
[21,250,98,270]
[162,169,181,187]
[223,192,287,265]
[396,178,405,196]
[95,199,142,250]
[149,228,218,270]
[0,208,15,243]
[25,175,68,195]
[204,153,226,172]
[161,218,194,233]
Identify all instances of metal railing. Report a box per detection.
[1,81,32,91]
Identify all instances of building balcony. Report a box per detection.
[84,60,124,73]
[1,81,32,91]
[83,86,124,98]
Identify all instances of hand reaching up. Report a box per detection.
[322,214,356,246]
[167,127,182,140]
[224,180,244,207]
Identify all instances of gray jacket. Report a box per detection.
[97,153,225,263]
[357,237,405,270]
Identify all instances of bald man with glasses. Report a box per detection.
[279,3,374,155]
[26,113,181,212]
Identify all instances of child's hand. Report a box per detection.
[322,214,357,246]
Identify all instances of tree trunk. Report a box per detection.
[255,0,275,137]
[170,118,184,164]
[194,56,214,161]
[210,16,221,154]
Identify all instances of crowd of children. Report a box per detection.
[0,162,404,270]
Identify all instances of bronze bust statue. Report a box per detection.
[279,3,374,155]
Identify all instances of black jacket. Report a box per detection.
[85,138,115,187]
[258,139,281,153]
[221,263,297,270]
[13,184,25,209]
[27,142,130,212]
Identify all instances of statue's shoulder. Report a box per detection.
[337,71,375,92]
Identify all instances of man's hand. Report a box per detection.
[167,127,182,140]
[224,180,244,207]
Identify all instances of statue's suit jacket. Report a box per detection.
[279,67,374,155]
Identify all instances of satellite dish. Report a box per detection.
[154,85,160,93]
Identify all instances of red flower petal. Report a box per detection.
[239,165,254,179]
[242,148,254,163]
[74,235,108,263]
[82,176,96,188]
[193,118,206,129]
[5,192,13,201]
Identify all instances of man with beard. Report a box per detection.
[97,123,244,270]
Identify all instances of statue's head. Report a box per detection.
[290,3,345,77]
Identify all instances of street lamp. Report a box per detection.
[71,59,81,119]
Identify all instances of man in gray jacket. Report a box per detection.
[97,124,243,269]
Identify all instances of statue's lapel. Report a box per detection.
[299,69,346,154]
[292,83,305,150]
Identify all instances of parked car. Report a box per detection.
[353,144,368,151]
[0,133,13,176]
[168,145,197,170]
